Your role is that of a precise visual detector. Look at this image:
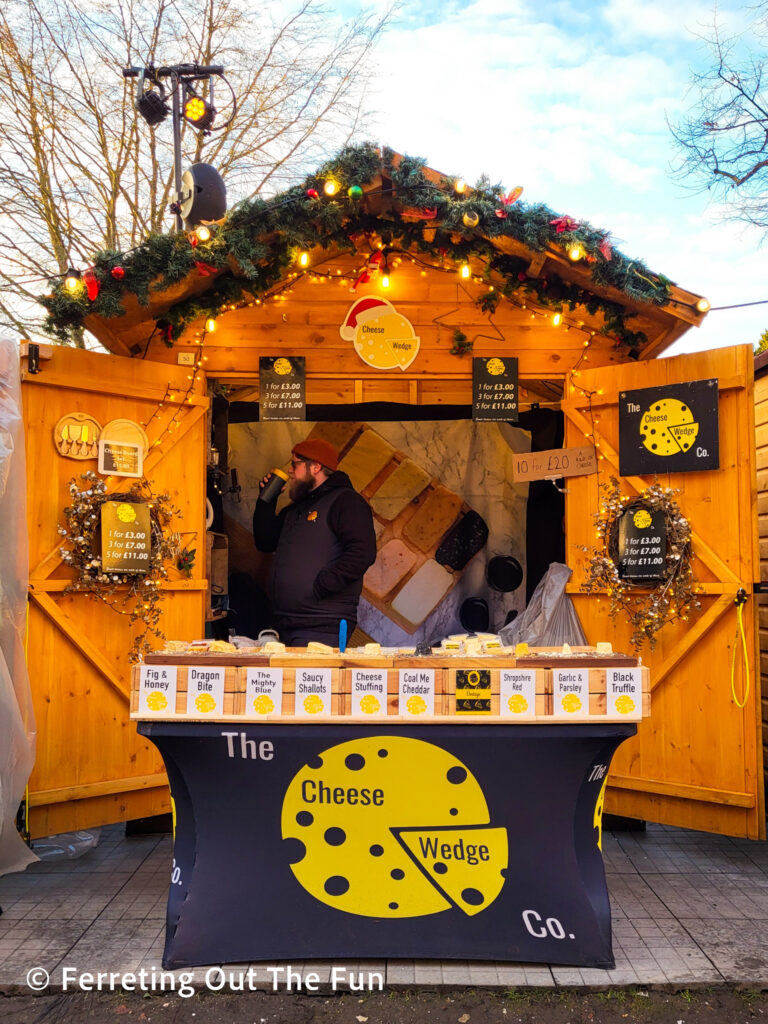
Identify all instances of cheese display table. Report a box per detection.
[132,647,648,969]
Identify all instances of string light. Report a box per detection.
[298,251,309,267]
[323,180,338,196]
[454,179,468,194]
[459,263,471,279]
[64,268,81,292]
[568,244,584,261]
[553,313,562,326]
[696,298,711,313]
[205,317,216,333]
[195,225,212,243]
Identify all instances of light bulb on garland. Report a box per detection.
[459,263,471,279]
[696,298,711,313]
[323,180,338,196]
[553,313,562,326]
[64,268,81,292]
[381,275,390,289]
[298,251,309,267]
[195,225,212,243]
[205,317,217,333]
[454,179,468,194]
[568,244,585,261]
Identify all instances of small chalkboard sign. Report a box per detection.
[472,356,518,422]
[259,356,306,421]
[101,500,151,574]
[98,440,143,478]
[616,505,667,582]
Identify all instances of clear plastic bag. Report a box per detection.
[33,829,101,861]
[499,563,587,647]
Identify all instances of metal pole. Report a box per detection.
[171,73,183,233]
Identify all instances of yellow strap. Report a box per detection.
[730,601,750,709]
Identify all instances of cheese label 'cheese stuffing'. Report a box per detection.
[280,736,507,918]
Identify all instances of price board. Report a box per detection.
[259,356,306,421]
[101,500,152,573]
[98,440,143,478]
[472,356,518,422]
[512,444,597,482]
[616,505,667,582]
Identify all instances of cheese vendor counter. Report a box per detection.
[131,648,649,969]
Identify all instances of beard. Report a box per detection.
[289,477,314,502]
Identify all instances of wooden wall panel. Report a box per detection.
[22,346,207,837]
[755,371,768,791]
[564,345,764,838]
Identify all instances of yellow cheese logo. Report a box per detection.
[507,694,529,714]
[614,695,636,715]
[253,694,275,715]
[640,398,699,457]
[194,692,216,714]
[486,358,506,376]
[632,509,652,530]
[116,502,137,524]
[145,690,167,711]
[303,694,325,714]
[273,358,293,375]
[340,298,420,371]
[307,510,318,522]
[359,694,381,714]
[406,694,428,715]
[561,693,582,713]
[281,736,508,919]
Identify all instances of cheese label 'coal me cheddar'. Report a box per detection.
[553,668,589,718]
[244,667,283,717]
[351,669,387,717]
[295,668,331,717]
[499,669,536,718]
[398,669,435,716]
[280,736,508,918]
[187,666,225,716]
[138,665,177,715]
[607,668,642,719]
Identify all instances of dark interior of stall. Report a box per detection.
[206,398,565,645]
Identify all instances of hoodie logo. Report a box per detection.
[307,510,318,522]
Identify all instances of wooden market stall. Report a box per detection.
[754,349,768,792]
[20,145,763,839]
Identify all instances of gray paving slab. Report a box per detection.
[1,821,768,991]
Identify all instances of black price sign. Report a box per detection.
[101,501,151,574]
[472,356,518,422]
[259,356,306,421]
[619,379,719,476]
[616,506,667,582]
[455,669,491,714]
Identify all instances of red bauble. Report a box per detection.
[306,188,319,199]
[111,266,125,280]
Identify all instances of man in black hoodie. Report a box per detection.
[253,437,376,646]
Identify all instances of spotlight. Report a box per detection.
[64,268,81,292]
[135,73,169,126]
[183,87,215,130]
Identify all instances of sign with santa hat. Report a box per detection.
[340,297,420,371]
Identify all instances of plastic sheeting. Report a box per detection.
[499,562,588,648]
[0,339,37,876]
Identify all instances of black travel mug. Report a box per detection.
[258,468,289,502]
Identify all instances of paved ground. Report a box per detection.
[0,821,767,994]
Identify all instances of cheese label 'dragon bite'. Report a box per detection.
[280,736,508,919]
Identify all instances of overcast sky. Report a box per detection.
[356,0,768,356]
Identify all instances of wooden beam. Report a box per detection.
[29,772,168,806]
[607,773,754,808]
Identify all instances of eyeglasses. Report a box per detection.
[290,457,311,469]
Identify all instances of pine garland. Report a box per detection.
[40,142,673,348]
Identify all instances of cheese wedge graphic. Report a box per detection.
[395,826,508,916]
[281,736,506,919]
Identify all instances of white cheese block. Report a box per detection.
[390,559,454,627]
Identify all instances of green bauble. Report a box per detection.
[347,185,363,199]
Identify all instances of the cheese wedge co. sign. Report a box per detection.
[341,298,420,371]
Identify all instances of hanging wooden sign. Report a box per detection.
[618,379,719,475]
[259,356,306,421]
[98,440,143,478]
[472,357,518,422]
[512,444,597,482]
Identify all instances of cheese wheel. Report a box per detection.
[281,735,507,918]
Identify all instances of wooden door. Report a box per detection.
[22,346,207,838]
[562,344,764,839]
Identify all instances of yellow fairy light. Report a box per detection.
[64,268,81,292]
[454,179,468,194]
[381,275,390,289]
[298,251,309,267]
[459,263,471,279]
[553,313,562,326]
[323,180,338,196]
[205,317,216,333]
[568,244,584,261]
[195,224,212,243]
[696,297,711,313]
